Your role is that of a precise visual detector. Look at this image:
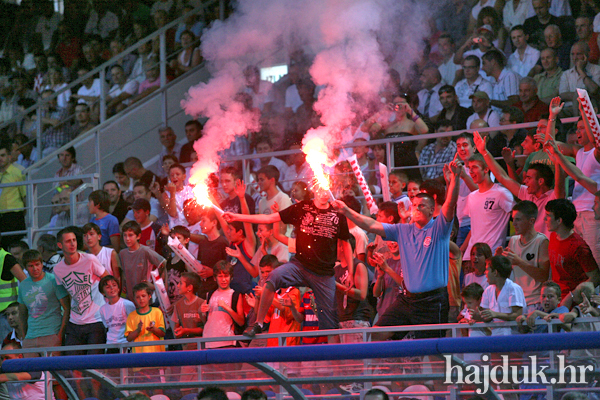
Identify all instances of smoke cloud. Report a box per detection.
[182,0,442,186]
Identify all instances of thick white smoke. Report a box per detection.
[182,0,441,186]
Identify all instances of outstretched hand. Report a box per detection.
[447,153,463,177]
[501,147,515,163]
[234,179,246,199]
[225,244,242,259]
[330,200,348,213]
[549,97,564,117]
[222,212,238,223]
[543,138,560,158]
[473,131,487,154]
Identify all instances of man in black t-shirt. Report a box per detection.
[223,188,353,341]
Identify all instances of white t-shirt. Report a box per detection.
[54,252,107,325]
[77,79,104,104]
[466,109,501,128]
[464,183,515,260]
[250,241,290,266]
[94,246,114,276]
[508,232,548,305]
[464,272,489,290]
[100,298,136,344]
[258,190,293,215]
[167,185,195,228]
[349,226,368,258]
[572,147,600,212]
[109,80,140,106]
[480,278,526,336]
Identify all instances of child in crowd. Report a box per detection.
[158,164,195,228]
[18,250,69,356]
[516,281,568,334]
[389,171,411,209]
[130,198,161,253]
[195,208,228,299]
[126,282,166,352]
[125,282,166,394]
[88,190,121,252]
[372,240,403,321]
[231,223,289,281]
[464,242,491,290]
[172,272,205,392]
[458,283,488,362]
[172,272,205,347]
[161,225,192,306]
[224,220,256,294]
[254,256,303,347]
[366,201,401,262]
[546,282,600,361]
[335,236,370,344]
[406,179,421,202]
[99,275,136,351]
[201,261,245,349]
[182,198,203,257]
[473,255,526,336]
[457,283,488,336]
[119,221,166,301]
[290,181,312,204]
[83,223,121,285]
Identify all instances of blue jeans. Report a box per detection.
[267,258,338,330]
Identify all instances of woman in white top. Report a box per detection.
[170,30,201,77]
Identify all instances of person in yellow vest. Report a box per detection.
[0,140,26,250]
[0,247,26,341]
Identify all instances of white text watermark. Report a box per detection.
[444,354,594,394]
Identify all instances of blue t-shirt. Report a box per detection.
[382,215,452,293]
[533,305,569,333]
[17,273,69,339]
[91,214,120,247]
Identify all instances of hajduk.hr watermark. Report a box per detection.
[444,354,595,394]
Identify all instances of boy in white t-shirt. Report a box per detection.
[99,275,136,350]
[472,255,526,336]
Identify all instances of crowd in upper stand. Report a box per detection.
[0,0,215,159]
[1,0,600,399]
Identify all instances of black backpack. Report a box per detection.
[206,290,247,337]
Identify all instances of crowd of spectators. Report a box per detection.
[0,0,218,160]
[2,0,600,399]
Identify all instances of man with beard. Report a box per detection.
[433,85,471,130]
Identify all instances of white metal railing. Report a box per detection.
[0,174,98,245]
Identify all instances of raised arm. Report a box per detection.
[235,180,256,255]
[331,201,386,237]
[545,139,599,195]
[441,156,462,223]
[223,211,281,225]
[473,131,520,196]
